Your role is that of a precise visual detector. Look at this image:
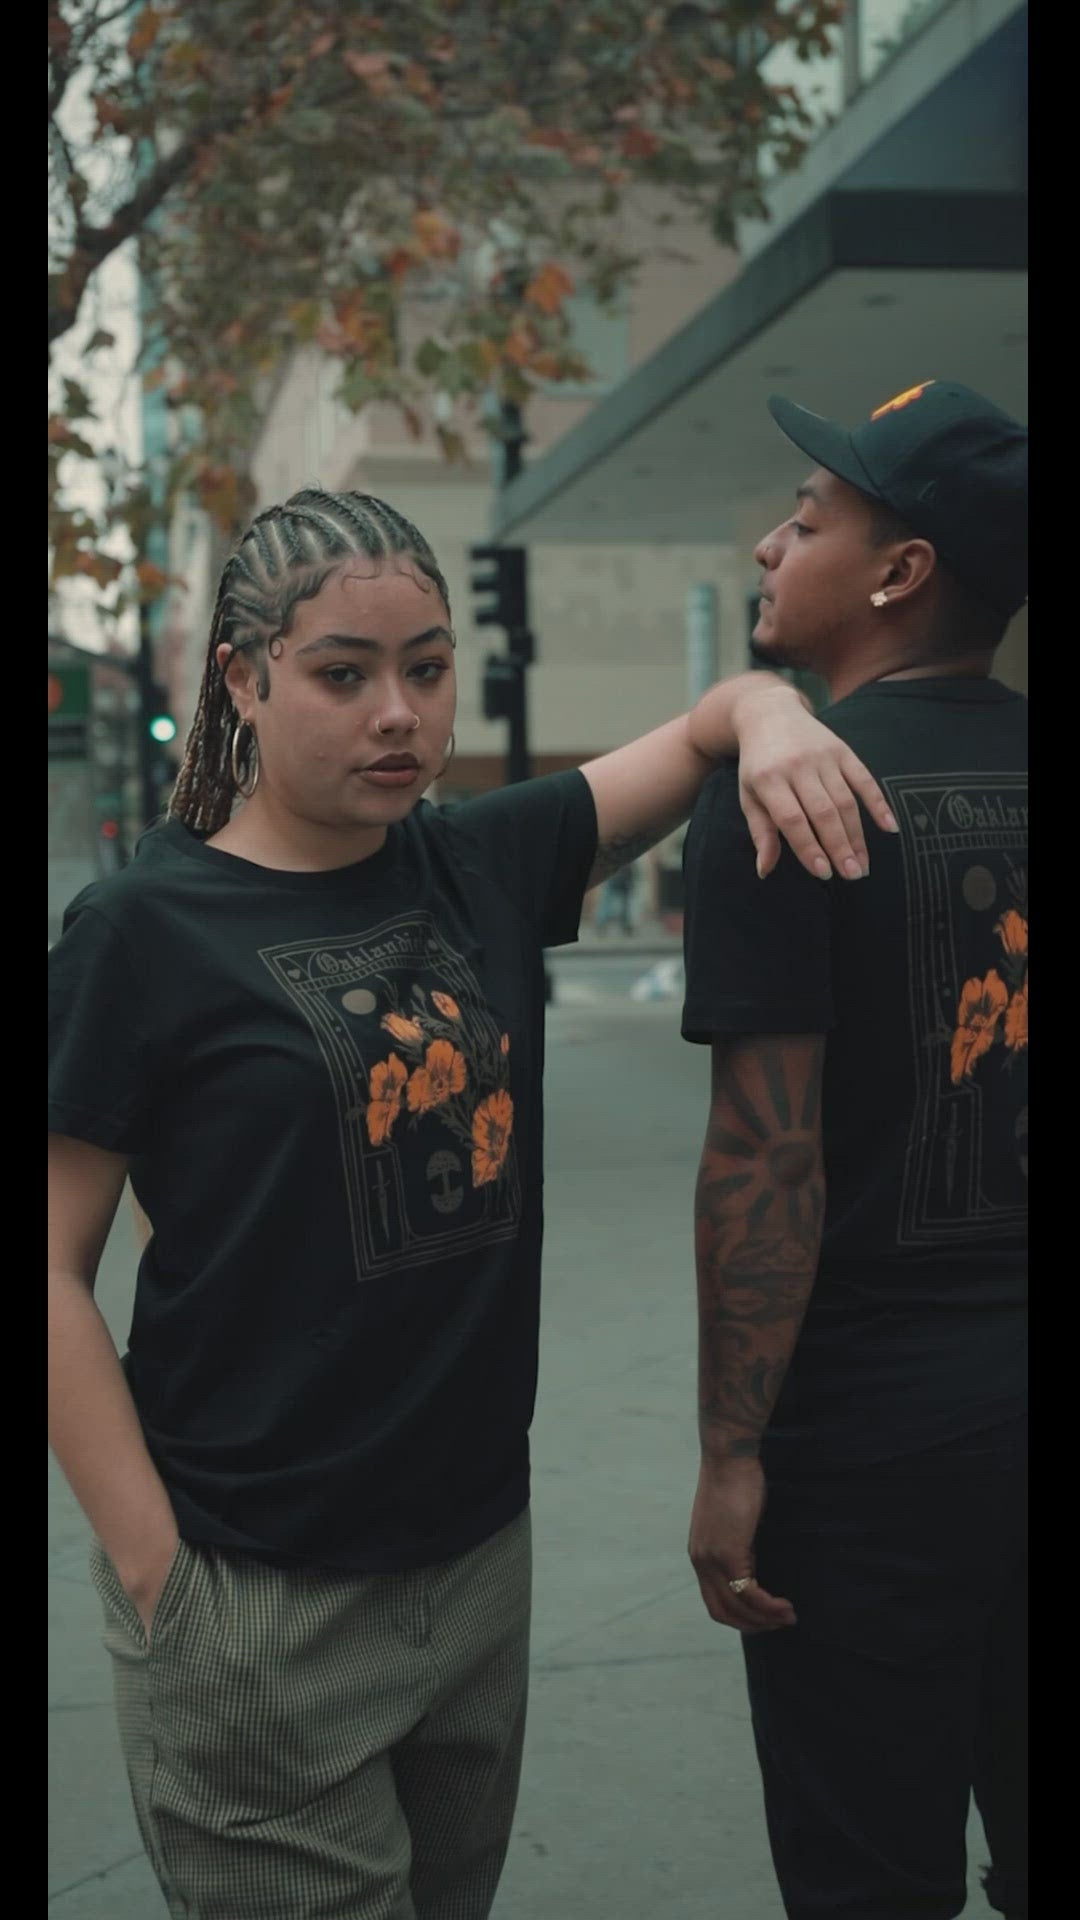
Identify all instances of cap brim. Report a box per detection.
[767,396,883,499]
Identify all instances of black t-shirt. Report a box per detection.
[682,678,1027,1469]
[49,771,598,1570]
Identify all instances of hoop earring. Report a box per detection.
[436,732,456,782]
[231,720,259,798]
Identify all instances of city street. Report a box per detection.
[49,982,999,1919]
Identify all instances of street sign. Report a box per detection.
[48,665,90,761]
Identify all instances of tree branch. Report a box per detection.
[49,124,228,347]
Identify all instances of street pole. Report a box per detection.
[495,398,532,786]
[136,600,161,826]
[686,583,719,704]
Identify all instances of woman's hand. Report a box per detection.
[722,675,897,880]
[118,1528,181,1641]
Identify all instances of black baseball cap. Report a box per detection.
[767,380,1027,618]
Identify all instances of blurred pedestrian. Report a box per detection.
[49,486,893,1920]
[593,861,636,935]
[681,383,1028,1920]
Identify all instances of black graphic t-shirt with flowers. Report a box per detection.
[682,678,1027,1469]
[48,771,597,1570]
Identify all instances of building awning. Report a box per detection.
[492,187,1027,546]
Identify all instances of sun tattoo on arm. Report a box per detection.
[694,1035,826,1459]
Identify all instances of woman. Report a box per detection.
[48,488,893,1920]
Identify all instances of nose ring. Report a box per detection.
[375,715,421,735]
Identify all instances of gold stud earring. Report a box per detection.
[870,591,889,608]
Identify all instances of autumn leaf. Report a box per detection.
[310,29,336,56]
[48,417,95,459]
[529,351,566,380]
[128,7,163,62]
[94,95,127,133]
[503,323,539,367]
[524,263,574,315]
[135,561,175,594]
[344,50,393,82]
[74,551,124,589]
[620,126,660,159]
[526,126,571,150]
[412,210,461,260]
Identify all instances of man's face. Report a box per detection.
[750,468,887,676]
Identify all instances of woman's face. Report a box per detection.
[220,561,457,837]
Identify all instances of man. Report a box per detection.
[680,381,1027,1920]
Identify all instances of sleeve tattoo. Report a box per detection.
[695,1034,826,1459]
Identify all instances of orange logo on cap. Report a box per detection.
[871,381,935,420]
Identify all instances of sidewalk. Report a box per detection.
[575,913,682,956]
[49,1000,999,1918]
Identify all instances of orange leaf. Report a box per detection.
[383,247,415,281]
[73,551,123,589]
[620,126,660,159]
[136,561,172,593]
[503,324,537,367]
[529,351,564,379]
[128,6,162,61]
[344,50,391,79]
[404,60,437,102]
[94,94,127,132]
[412,210,461,260]
[524,262,574,315]
[310,30,336,56]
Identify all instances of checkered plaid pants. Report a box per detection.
[90,1509,532,1919]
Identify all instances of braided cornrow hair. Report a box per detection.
[170,489,452,835]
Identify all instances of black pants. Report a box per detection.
[744,1420,1027,1920]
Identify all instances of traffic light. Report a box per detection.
[146,683,177,745]
[470,544,534,785]
[469,545,528,639]
[482,654,522,724]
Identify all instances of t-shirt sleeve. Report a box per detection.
[446,769,599,949]
[48,900,157,1153]
[681,763,836,1043]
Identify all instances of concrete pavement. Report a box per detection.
[49,995,1000,1918]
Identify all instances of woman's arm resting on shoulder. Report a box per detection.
[581,671,897,888]
[48,1133,179,1632]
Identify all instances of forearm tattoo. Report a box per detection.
[695,1037,826,1458]
[590,829,652,883]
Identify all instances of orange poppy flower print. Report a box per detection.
[407,1039,467,1114]
[995,910,1028,958]
[382,1012,423,1046]
[366,1054,408,1145]
[1005,979,1028,1053]
[472,1090,514,1187]
[950,971,1009,1084]
[432,991,461,1020]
